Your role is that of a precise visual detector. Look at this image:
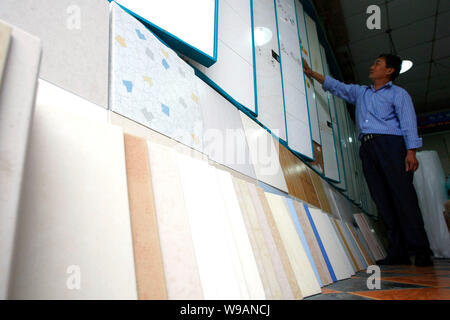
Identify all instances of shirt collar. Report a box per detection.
[370,81,392,92]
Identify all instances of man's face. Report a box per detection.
[369,57,393,81]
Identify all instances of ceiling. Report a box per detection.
[312,0,450,116]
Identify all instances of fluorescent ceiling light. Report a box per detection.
[400,60,413,74]
[254,27,272,46]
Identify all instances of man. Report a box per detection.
[302,54,433,266]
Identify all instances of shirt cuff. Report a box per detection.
[405,136,422,150]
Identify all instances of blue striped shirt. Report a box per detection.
[322,75,422,149]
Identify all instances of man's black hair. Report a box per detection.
[378,53,402,81]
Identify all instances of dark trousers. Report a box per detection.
[359,135,431,258]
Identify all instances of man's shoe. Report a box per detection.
[414,255,433,267]
[375,256,411,266]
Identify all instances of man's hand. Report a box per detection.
[302,58,313,78]
[405,149,419,172]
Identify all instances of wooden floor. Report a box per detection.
[306,259,450,300]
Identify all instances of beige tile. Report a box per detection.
[147,141,203,300]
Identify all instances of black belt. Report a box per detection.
[362,134,384,143]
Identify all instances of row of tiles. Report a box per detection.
[5,80,385,298]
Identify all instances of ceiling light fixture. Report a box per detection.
[400,60,413,74]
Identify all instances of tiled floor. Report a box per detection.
[305,259,450,300]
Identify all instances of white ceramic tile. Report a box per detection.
[0,22,41,300]
[253,0,286,141]
[114,0,216,58]
[197,79,256,179]
[192,38,255,113]
[216,171,265,300]
[176,153,242,300]
[219,0,253,64]
[308,208,353,280]
[0,0,109,107]
[329,217,357,273]
[189,0,255,114]
[110,2,204,152]
[329,96,346,189]
[147,142,204,300]
[225,0,252,23]
[298,9,320,143]
[240,112,288,193]
[265,193,321,298]
[9,88,137,299]
[345,223,369,267]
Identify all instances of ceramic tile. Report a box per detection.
[284,198,322,287]
[216,171,265,300]
[0,22,11,87]
[9,92,137,299]
[233,178,283,299]
[265,192,322,297]
[111,2,204,152]
[296,3,320,143]
[197,78,256,179]
[146,141,203,300]
[341,221,368,270]
[190,1,255,114]
[247,183,294,299]
[0,0,109,107]
[308,208,353,280]
[256,188,303,299]
[219,0,253,64]
[331,218,359,272]
[253,0,286,141]
[277,0,312,158]
[353,226,376,265]
[240,112,288,193]
[0,23,41,299]
[303,204,338,282]
[379,276,450,288]
[209,169,252,300]
[232,178,273,299]
[276,139,308,202]
[292,200,333,285]
[123,135,167,300]
[309,168,332,213]
[354,214,384,261]
[296,162,321,208]
[176,153,242,300]
[114,0,216,59]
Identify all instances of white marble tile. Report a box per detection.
[9,88,137,299]
[110,2,204,152]
[337,219,365,270]
[265,193,321,298]
[240,112,288,193]
[308,208,353,280]
[147,142,204,300]
[176,153,242,300]
[0,0,109,107]
[197,79,256,179]
[0,22,41,300]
